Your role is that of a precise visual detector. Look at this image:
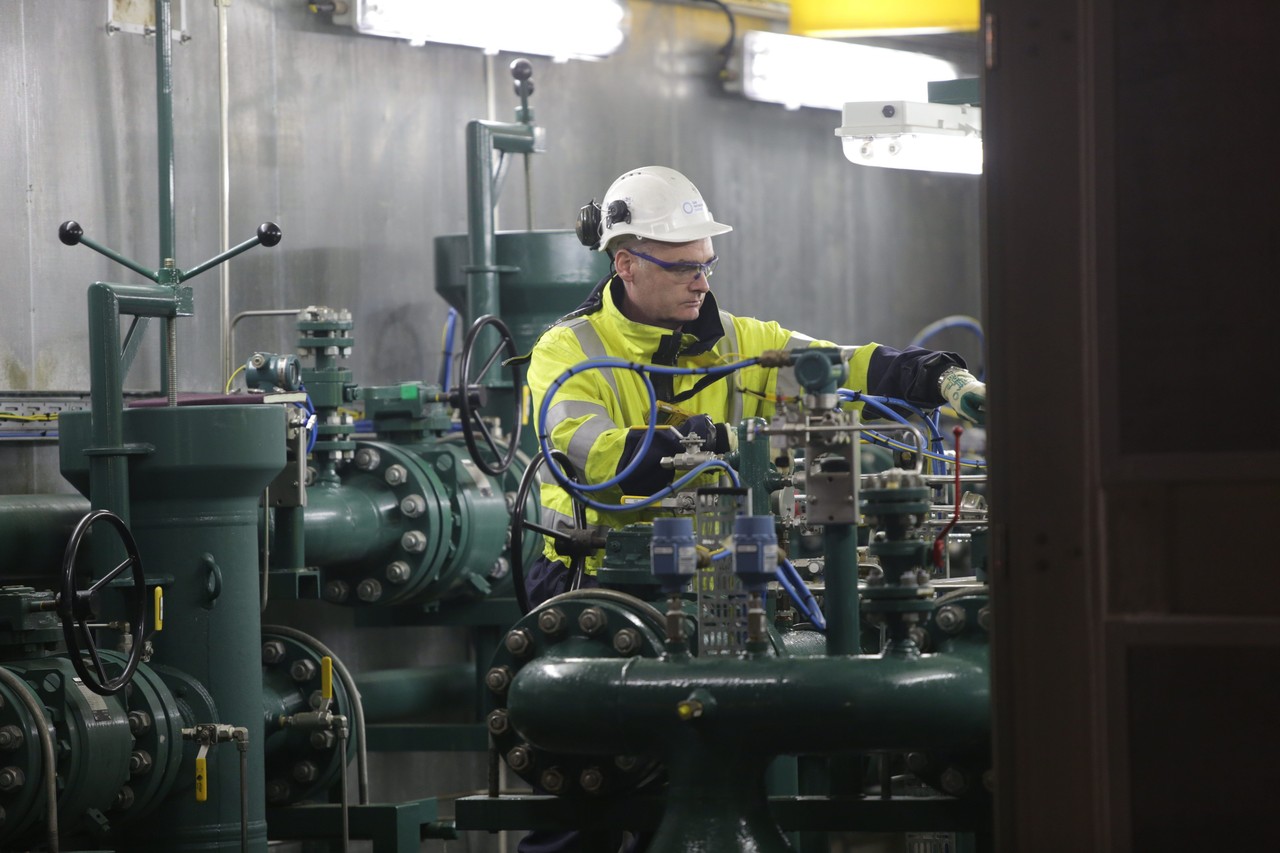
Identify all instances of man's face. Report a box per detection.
[615,238,716,331]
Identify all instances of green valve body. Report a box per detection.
[435,230,610,458]
[60,405,286,852]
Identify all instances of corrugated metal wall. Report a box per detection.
[1,3,980,849]
[2,0,981,495]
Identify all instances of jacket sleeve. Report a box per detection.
[861,344,967,408]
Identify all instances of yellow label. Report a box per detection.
[154,586,164,631]
[195,756,207,801]
[321,656,333,700]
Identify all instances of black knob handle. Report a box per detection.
[59,221,84,246]
[257,222,282,247]
[510,58,533,81]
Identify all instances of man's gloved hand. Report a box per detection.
[938,367,987,426]
[682,414,737,453]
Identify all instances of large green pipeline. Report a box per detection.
[354,665,476,723]
[506,645,989,756]
[0,495,90,579]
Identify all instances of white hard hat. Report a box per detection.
[594,166,732,252]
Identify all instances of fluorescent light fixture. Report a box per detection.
[791,0,980,37]
[336,0,627,61]
[740,31,960,112]
[836,101,983,175]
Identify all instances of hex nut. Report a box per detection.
[290,659,318,683]
[129,750,153,776]
[266,779,292,804]
[310,730,337,750]
[127,710,153,736]
[0,767,24,791]
[308,690,325,710]
[614,755,639,772]
[540,767,567,794]
[612,628,641,656]
[354,448,380,471]
[262,640,287,665]
[978,605,992,632]
[292,761,319,783]
[577,606,606,635]
[114,785,135,811]
[400,494,426,518]
[323,580,351,604]
[357,578,383,602]
[485,666,513,695]
[401,530,428,554]
[579,767,605,793]
[386,561,411,584]
[504,629,533,658]
[384,464,409,486]
[908,625,931,652]
[935,605,966,634]
[905,752,930,774]
[537,608,566,636]
[487,709,511,735]
[506,745,532,772]
[0,726,23,751]
[940,766,968,796]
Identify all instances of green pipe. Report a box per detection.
[273,506,307,571]
[823,523,860,655]
[0,495,90,577]
[506,646,989,756]
[155,0,175,265]
[464,120,538,380]
[353,665,476,723]
[299,480,400,567]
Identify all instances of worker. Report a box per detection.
[523,164,986,615]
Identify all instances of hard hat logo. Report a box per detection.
[594,165,732,253]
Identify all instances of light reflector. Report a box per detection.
[338,0,627,61]
[836,101,983,175]
[741,31,960,112]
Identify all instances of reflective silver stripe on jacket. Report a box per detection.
[718,311,742,423]
[540,504,578,532]
[544,400,613,473]
[774,332,819,401]
[563,316,620,400]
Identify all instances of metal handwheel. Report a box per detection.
[58,509,148,696]
[456,314,523,476]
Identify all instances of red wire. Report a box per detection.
[932,426,964,571]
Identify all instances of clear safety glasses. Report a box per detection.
[624,248,719,283]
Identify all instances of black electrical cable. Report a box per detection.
[510,448,587,615]
[696,0,737,80]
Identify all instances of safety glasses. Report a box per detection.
[624,248,719,283]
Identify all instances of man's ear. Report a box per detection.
[614,249,636,283]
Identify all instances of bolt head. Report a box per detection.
[323,580,351,603]
[385,464,408,485]
[935,605,966,634]
[0,726,23,751]
[290,658,318,682]
[612,628,641,656]
[978,605,992,632]
[310,730,337,750]
[540,767,566,794]
[506,745,532,772]
[504,629,533,657]
[386,561,411,584]
[537,608,566,636]
[579,767,605,793]
[128,710,153,735]
[114,785,135,811]
[354,448,380,470]
[0,766,24,791]
[292,760,319,783]
[400,494,426,517]
[401,530,428,553]
[486,709,510,735]
[940,766,968,796]
[357,578,383,602]
[485,666,513,694]
[262,640,287,665]
[266,779,292,804]
[577,606,606,635]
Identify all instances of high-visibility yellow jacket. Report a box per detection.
[526,275,962,573]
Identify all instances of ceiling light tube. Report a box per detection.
[836,100,983,175]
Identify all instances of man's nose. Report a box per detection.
[689,273,710,292]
